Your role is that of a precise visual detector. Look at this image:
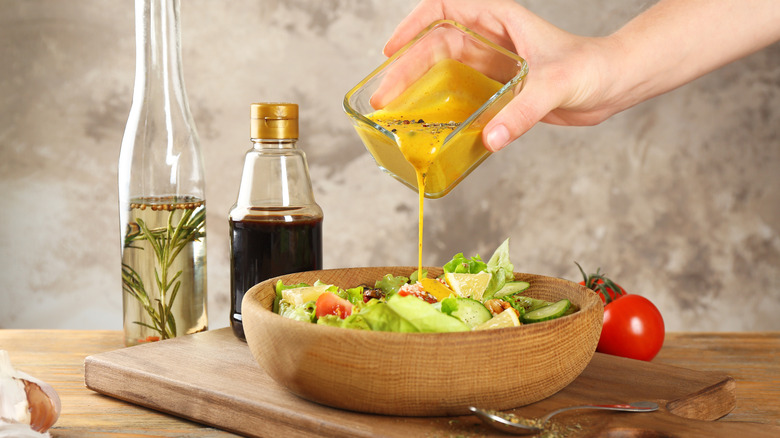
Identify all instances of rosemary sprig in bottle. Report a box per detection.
[122,203,205,340]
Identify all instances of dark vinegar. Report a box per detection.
[230,214,323,340]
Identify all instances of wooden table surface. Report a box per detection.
[1,330,778,437]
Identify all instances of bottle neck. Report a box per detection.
[233,136,319,212]
[251,138,298,149]
[134,0,195,118]
[119,0,203,203]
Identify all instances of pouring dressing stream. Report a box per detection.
[366,59,503,271]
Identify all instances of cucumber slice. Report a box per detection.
[493,281,531,299]
[504,294,551,314]
[521,299,571,323]
[441,297,492,329]
[561,303,579,317]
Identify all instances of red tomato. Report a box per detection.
[315,292,353,319]
[598,294,665,361]
[576,263,664,361]
[397,284,438,304]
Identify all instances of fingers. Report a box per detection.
[384,0,522,57]
[483,77,558,152]
[382,0,588,152]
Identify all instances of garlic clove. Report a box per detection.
[23,377,60,433]
[0,351,60,435]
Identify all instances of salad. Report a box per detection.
[274,239,577,332]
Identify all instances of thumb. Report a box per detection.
[483,79,556,152]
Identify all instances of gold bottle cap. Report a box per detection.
[250,102,299,139]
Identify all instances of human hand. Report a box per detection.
[383,0,623,152]
[385,0,780,152]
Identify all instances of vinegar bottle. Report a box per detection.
[229,103,323,340]
[118,0,208,346]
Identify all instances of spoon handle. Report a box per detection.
[540,402,658,424]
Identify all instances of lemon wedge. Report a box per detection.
[444,272,491,301]
[281,284,331,306]
[419,278,455,301]
[474,308,521,330]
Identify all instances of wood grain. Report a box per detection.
[656,332,780,425]
[1,330,235,438]
[83,328,780,437]
[241,267,604,416]
[1,330,778,437]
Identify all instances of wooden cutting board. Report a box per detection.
[84,328,778,437]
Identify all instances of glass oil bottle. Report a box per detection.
[118,0,207,346]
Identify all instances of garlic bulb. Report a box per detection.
[0,350,60,437]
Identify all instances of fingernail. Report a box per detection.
[486,124,510,151]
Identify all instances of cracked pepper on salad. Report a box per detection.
[274,239,578,332]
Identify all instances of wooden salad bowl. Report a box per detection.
[242,267,603,417]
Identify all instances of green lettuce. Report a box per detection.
[317,312,372,330]
[341,285,365,305]
[321,295,470,333]
[318,300,418,332]
[278,300,316,323]
[483,238,515,301]
[355,302,420,332]
[375,274,409,297]
[443,253,487,274]
[386,295,469,332]
[441,238,515,301]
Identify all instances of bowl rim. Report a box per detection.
[244,266,602,339]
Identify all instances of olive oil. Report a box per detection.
[121,196,207,346]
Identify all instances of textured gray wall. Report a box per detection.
[1,0,778,331]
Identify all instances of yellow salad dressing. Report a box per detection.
[366,59,502,273]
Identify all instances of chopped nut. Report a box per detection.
[484,299,511,316]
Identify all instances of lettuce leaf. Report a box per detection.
[439,296,459,315]
[443,253,487,274]
[375,274,409,297]
[409,269,427,283]
[318,299,420,332]
[386,295,469,332]
[355,302,420,332]
[317,312,372,330]
[278,300,316,323]
[341,285,365,305]
[323,296,470,333]
[313,280,340,293]
[483,238,515,301]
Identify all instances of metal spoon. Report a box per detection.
[469,401,659,435]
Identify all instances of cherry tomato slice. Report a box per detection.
[315,292,353,319]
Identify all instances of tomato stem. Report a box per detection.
[574,261,626,304]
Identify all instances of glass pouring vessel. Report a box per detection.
[343,20,528,198]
